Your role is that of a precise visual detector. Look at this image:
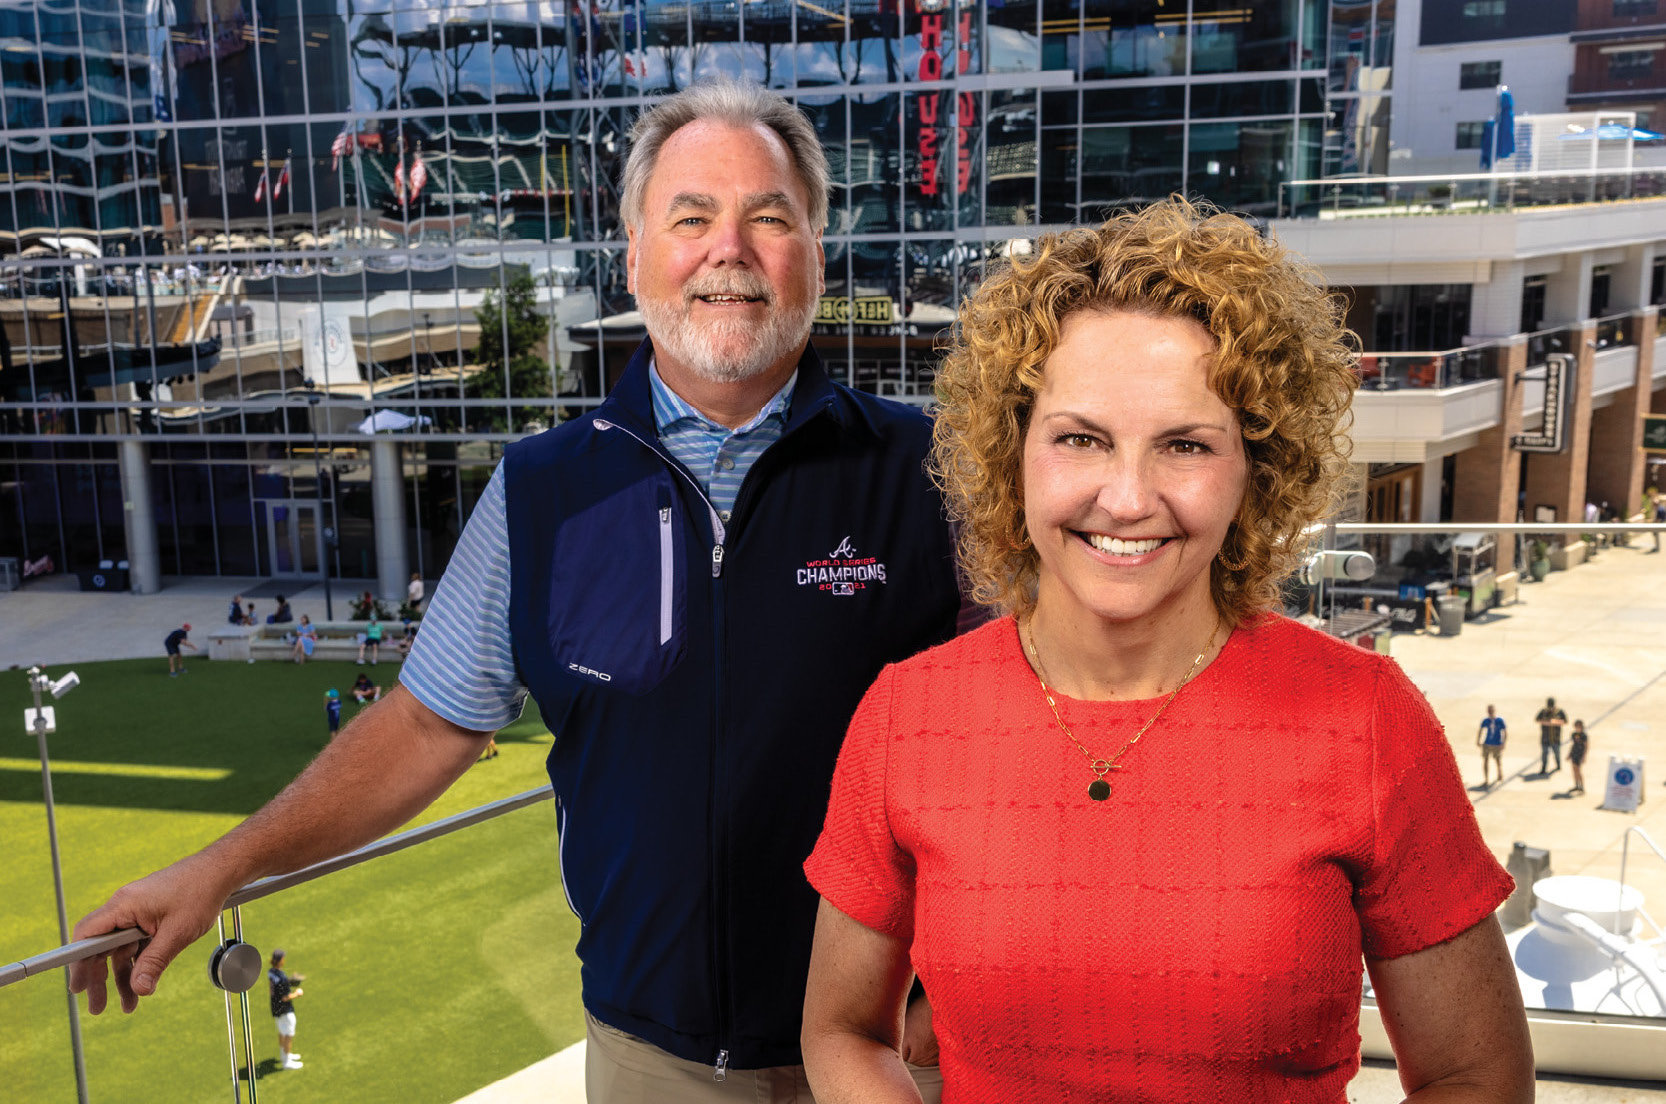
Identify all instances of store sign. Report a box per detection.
[1512,353,1573,453]
[816,296,895,326]
[1643,413,1666,453]
[914,0,976,198]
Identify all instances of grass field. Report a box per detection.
[1,655,584,1103]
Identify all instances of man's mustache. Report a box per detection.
[682,273,775,305]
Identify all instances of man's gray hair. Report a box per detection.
[620,79,831,233]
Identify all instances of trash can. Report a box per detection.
[1502,842,1551,928]
[1436,594,1465,636]
[0,557,18,591]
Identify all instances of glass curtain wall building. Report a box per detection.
[0,0,1379,586]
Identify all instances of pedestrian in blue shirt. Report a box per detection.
[325,689,341,736]
[1476,704,1507,788]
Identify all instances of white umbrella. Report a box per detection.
[356,410,430,434]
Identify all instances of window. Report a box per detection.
[1459,60,1502,89]
[1608,50,1655,81]
[1455,121,1487,149]
[1613,0,1657,16]
[1462,0,1506,17]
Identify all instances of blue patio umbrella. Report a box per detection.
[1494,86,1516,161]
[1480,86,1515,169]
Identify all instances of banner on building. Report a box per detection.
[815,296,895,326]
[1643,414,1666,454]
[1512,352,1573,453]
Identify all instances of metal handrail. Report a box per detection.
[0,784,553,990]
[1334,523,1666,534]
[1618,827,1666,944]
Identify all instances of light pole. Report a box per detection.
[301,380,335,620]
[26,665,89,1104]
[422,312,432,375]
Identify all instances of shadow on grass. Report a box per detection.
[0,656,549,816]
[241,1058,284,1080]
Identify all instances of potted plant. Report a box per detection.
[1529,540,1550,582]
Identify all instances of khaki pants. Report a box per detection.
[585,1012,944,1104]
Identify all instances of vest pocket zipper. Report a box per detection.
[658,488,674,646]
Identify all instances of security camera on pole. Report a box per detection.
[24,665,89,1104]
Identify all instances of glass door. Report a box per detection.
[265,500,323,578]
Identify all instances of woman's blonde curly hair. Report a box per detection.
[931,197,1358,626]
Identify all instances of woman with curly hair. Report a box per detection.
[801,199,1531,1103]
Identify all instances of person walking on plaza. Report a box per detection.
[1569,720,1590,795]
[164,624,197,677]
[268,949,305,1070]
[406,571,424,614]
[1653,493,1664,553]
[68,80,962,1104]
[1477,704,1507,788]
[1536,696,1568,774]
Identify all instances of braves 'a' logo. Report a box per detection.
[830,536,857,559]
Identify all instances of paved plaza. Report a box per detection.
[5,546,1666,1100]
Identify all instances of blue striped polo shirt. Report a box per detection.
[399,364,795,731]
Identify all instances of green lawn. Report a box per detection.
[1,656,584,1103]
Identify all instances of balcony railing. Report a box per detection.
[1278,167,1666,219]
[1355,344,1500,391]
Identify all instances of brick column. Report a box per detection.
[1452,338,1525,572]
[1521,321,1597,551]
[1586,308,1658,519]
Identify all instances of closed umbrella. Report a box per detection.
[1493,86,1515,164]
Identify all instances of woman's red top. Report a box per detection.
[805,615,1512,1103]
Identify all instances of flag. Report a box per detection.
[253,165,269,202]
[394,155,407,204]
[331,131,351,171]
[408,149,428,205]
[273,157,291,199]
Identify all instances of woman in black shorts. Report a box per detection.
[1569,720,1589,794]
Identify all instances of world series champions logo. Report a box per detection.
[796,536,888,596]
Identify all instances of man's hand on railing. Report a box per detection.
[68,850,240,1014]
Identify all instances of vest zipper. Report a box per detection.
[594,416,733,1066]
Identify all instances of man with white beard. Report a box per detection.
[70,81,960,1103]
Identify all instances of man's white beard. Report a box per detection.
[638,274,816,385]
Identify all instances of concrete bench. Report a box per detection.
[209,622,411,663]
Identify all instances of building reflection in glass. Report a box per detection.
[1,0,1369,579]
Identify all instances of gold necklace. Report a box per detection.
[1023,619,1219,802]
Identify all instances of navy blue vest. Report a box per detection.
[504,340,959,1070]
